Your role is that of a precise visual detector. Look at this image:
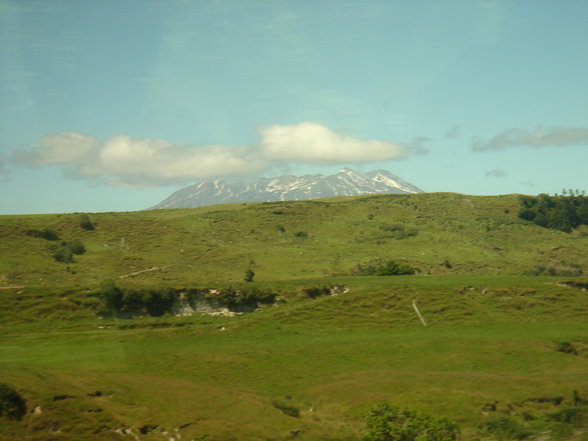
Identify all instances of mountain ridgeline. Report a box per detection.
[150,168,423,209]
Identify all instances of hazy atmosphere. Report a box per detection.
[1,0,587,214]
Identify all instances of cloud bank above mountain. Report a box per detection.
[12,122,413,187]
[259,122,409,163]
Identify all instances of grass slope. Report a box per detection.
[1,193,587,287]
[1,194,588,440]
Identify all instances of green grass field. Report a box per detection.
[1,194,588,440]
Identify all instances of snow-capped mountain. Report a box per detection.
[149,168,423,209]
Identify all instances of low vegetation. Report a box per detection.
[1,193,588,440]
[363,403,460,441]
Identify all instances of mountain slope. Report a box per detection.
[150,168,423,209]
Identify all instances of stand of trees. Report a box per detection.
[519,194,588,232]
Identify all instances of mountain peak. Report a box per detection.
[149,169,423,209]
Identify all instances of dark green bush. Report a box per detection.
[25,228,60,241]
[556,342,578,355]
[302,286,331,299]
[79,214,95,231]
[244,269,255,282]
[50,240,86,263]
[376,261,417,276]
[272,400,300,418]
[99,279,124,314]
[0,383,26,420]
[363,403,459,441]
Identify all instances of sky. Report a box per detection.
[1,0,587,214]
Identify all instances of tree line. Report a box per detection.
[519,194,588,232]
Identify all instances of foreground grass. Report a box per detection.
[1,275,588,440]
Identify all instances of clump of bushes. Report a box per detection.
[24,228,59,241]
[98,280,175,316]
[363,402,459,441]
[0,383,26,421]
[356,260,418,276]
[302,286,331,299]
[50,239,86,263]
[213,286,276,308]
[97,281,276,317]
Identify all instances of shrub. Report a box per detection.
[244,269,255,282]
[376,260,417,276]
[556,342,578,355]
[294,231,308,238]
[0,383,26,420]
[99,279,124,314]
[79,214,95,231]
[25,228,60,241]
[50,240,86,263]
[302,286,331,299]
[272,400,300,418]
[363,403,459,441]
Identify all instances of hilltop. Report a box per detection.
[1,192,586,288]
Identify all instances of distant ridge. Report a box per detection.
[149,168,423,209]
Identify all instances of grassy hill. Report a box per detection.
[1,193,587,288]
[1,193,588,441]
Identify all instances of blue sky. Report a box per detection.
[1,0,587,214]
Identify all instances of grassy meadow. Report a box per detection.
[1,193,588,440]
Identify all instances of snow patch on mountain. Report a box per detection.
[149,168,423,209]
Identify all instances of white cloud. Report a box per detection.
[13,133,268,188]
[472,126,588,151]
[12,122,412,187]
[258,122,409,163]
[13,133,100,167]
